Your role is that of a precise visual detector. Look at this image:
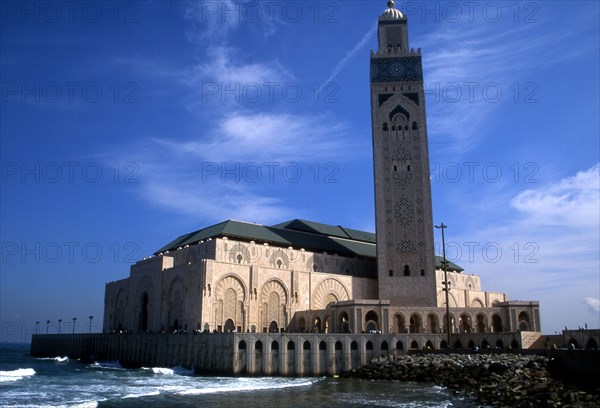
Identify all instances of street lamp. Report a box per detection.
[35,321,40,334]
[72,317,77,334]
[58,319,62,334]
[88,315,93,333]
[435,223,452,349]
[46,320,51,334]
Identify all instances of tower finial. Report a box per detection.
[387,0,395,8]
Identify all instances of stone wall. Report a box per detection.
[31,331,528,376]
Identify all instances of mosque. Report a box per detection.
[102,1,541,347]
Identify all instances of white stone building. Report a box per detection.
[103,1,541,345]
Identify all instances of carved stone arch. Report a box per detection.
[471,298,485,308]
[260,279,289,306]
[214,274,246,331]
[437,290,458,307]
[260,279,288,332]
[226,242,251,265]
[465,277,476,291]
[313,278,349,310]
[134,275,154,332]
[112,288,127,331]
[215,274,246,303]
[269,249,290,269]
[167,277,185,331]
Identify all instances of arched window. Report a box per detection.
[492,314,502,333]
[403,265,410,276]
[412,121,418,130]
[518,311,531,331]
[383,122,388,131]
[365,311,379,332]
[409,314,421,333]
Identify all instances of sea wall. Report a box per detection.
[32,331,525,376]
[31,333,235,374]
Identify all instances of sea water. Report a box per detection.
[1,343,476,407]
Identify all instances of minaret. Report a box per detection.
[370,1,436,306]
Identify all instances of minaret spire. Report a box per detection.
[370,2,435,306]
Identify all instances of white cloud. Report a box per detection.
[583,297,600,313]
[510,164,600,227]
[155,111,351,163]
[447,164,600,332]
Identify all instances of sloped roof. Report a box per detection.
[154,218,463,272]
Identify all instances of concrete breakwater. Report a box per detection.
[344,353,600,407]
[31,331,522,376]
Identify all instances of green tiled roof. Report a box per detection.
[154,218,463,272]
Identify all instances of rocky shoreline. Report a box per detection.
[342,353,600,407]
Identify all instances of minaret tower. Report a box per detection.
[371,1,436,306]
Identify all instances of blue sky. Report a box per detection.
[1,0,598,342]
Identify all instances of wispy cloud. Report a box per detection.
[320,23,377,91]
[420,9,596,154]
[584,297,600,313]
[510,164,600,228]
[184,46,294,86]
[155,111,350,162]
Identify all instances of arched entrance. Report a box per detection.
[140,292,149,332]
[313,316,322,333]
[460,313,472,333]
[476,314,486,333]
[365,310,379,332]
[492,314,502,332]
[409,314,422,333]
[224,318,235,332]
[427,314,438,333]
[394,314,406,333]
[518,311,531,331]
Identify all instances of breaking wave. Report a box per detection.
[0,368,36,382]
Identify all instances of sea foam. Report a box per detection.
[179,377,319,395]
[0,368,36,382]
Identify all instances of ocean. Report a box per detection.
[1,343,476,407]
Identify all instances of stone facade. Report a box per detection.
[104,234,378,334]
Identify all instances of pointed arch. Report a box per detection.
[260,279,288,331]
[313,278,349,310]
[215,275,246,331]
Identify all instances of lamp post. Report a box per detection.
[72,317,77,334]
[46,320,50,334]
[35,321,40,334]
[435,223,452,349]
[58,319,62,334]
[88,315,93,333]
